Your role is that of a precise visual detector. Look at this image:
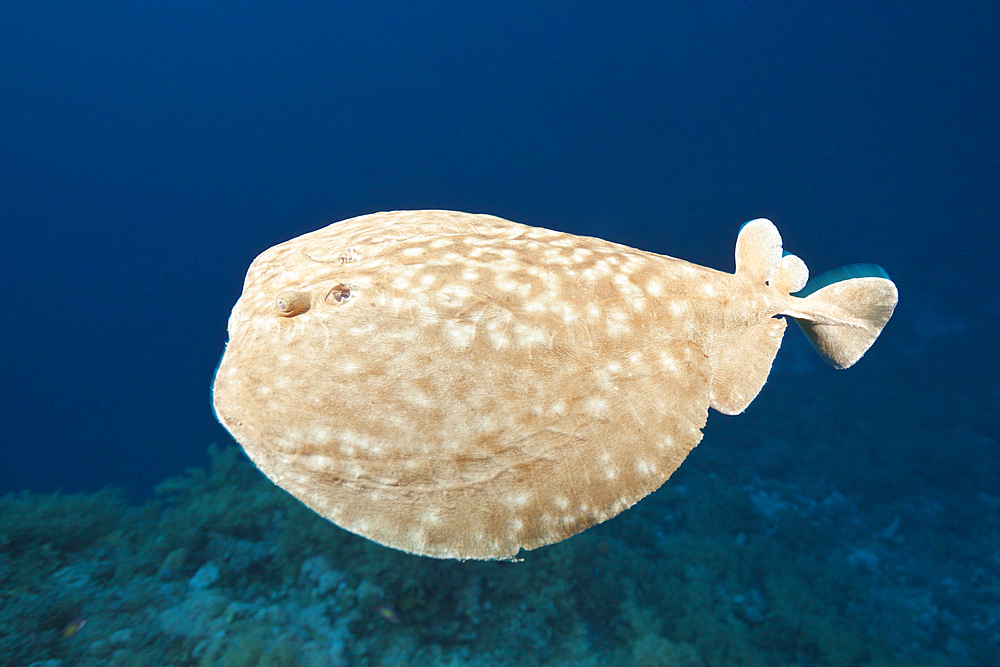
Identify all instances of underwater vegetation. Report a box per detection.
[3,406,997,667]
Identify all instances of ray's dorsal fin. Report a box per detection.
[709,220,792,415]
[770,252,809,294]
[735,219,783,283]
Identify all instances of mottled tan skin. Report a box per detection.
[213,211,896,559]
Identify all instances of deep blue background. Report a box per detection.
[2,2,997,500]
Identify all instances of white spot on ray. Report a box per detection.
[586,397,608,417]
[495,276,520,292]
[514,323,547,348]
[606,319,630,337]
[444,321,476,347]
[506,491,531,507]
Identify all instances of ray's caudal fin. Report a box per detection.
[791,264,898,369]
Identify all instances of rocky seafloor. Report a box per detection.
[2,367,998,667]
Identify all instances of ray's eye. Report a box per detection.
[324,283,352,304]
[275,291,311,317]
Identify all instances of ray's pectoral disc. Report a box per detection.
[212,210,897,560]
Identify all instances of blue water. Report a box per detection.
[1,3,997,665]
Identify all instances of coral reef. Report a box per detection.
[2,435,996,666]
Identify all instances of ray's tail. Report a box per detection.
[791,264,898,369]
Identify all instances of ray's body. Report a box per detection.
[213,211,897,559]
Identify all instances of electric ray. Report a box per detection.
[212,210,897,560]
